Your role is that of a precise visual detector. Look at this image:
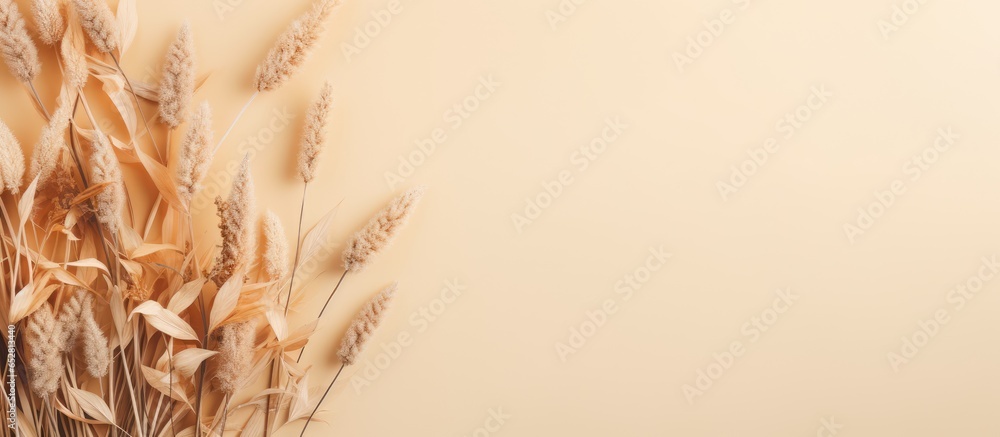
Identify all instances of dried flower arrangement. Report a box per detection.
[0,0,426,435]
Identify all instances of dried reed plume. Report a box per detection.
[60,35,88,89]
[298,81,332,183]
[214,320,255,395]
[80,293,109,377]
[0,0,40,83]
[159,21,195,129]
[0,118,25,194]
[261,209,289,281]
[25,303,63,397]
[88,132,124,233]
[342,186,426,272]
[176,102,214,204]
[55,290,87,352]
[30,101,71,187]
[31,0,65,46]
[209,155,256,286]
[70,0,117,54]
[253,0,339,92]
[338,282,397,365]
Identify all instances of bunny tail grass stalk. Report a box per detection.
[299,362,345,437]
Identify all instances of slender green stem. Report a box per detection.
[299,363,345,437]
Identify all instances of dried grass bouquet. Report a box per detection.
[0,0,425,435]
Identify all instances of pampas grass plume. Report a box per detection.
[31,0,64,46]
[342,186,426,272]
[0,0,40,83]
[55,290,86,352]
[80,293,109,377]
[70,0,117,54]
[214,320,255,395]
[338,283,397,365]
[261,209,289,281]
[298,81,332,183]
[177,101,214,204]
[0,118,25,194]
[89,132,124,233]
[210,154,256,286]
[159,21,195,129]
[30,101,71,187]
[25,303,63,397]
[253,0,339,92]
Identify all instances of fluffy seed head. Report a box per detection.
[209,155,255,286]
[0,0,41,83]
[261,210,289,282]
[60,30,88,89]
[338,283,397,365]
[159,22,195,129]
[55,290,87,352]
[88,132,124,233]
[30,102,72,188]
[70,0,117,53]
[342,186,426,272]
[176,102,214,205]
[80,293,109,377]
[0,118,25,194]
[25,303,63,397]
[298,81,332,183]
[253,0,339,92]
[31,0,65,45]
[214,320,255,395]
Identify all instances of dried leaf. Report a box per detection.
[167,277,208,314]
[130,300,199,342]
[67,387,115,424]
[209,273,243,333]
[172,348,217,377]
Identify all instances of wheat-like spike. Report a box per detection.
[80,293,109,377]
[159,21,195,129]
[25,303,63,397]
[30,101,71,187]
[0,118,25,195]
[253,0,340,92]
[176,102,214,205]
[88,132,124,233]
[0,0,40,83]
[338,282,397,365]
[54,289,87,352]
[31,0,64,46]
[342,186,426,272]
[209,155,255,286]
[298,81,332,183]
[261,209,289,282]
[60,32,88,89]
[214,320,255,395]
[70,0,117,54]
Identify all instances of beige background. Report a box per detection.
[4,0,1000,435]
